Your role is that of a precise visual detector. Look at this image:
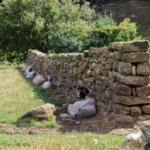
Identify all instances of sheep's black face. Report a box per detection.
[77,88,90,98]
[29,68,33,72]
[83,88,90,95]
[33,72,36,77]
[47,75,52,81]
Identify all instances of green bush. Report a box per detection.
[0,0,141,64]
[0,0,94,63]
[86,16,141,48]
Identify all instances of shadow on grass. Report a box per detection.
[15,67,61,106]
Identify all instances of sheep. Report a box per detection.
[77,88,91,98]
[68,96,96,118]
[121,131,145,149]
[24,64,33,75]
[21,63,28,72]
[42,75,57,89]
[33,72,45,85]
[26,70,36,79]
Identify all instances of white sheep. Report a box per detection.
[33,72,45,85]
[42,75,57,89]
[26,71,36,79]
[24,64,33,75]
[121,131,145,149]
[21,63,28,72]
[68,96,96,118]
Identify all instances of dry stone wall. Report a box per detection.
[27,40,150,122]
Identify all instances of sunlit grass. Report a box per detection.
[0,133,126,150]
[0,64,56,127]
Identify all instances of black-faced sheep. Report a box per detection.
[68,96,96,118]
[42,75,57,89]
[77,88,91,98]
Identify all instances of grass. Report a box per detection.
[59,95,66,99]
[55,92,62,95]
[0,133,126,150]
[0,64,57,127]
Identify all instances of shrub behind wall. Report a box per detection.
[0,0,141,64]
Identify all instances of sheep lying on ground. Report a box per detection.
[121,131,145,149]
[68,96,96,118]
[21,63,28,72]
[42,75,57,89]
[77,88,91,98]
[26,70,36,79]
[33,72,45,85]
[24,64,33,75]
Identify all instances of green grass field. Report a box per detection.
[0,63,127,150]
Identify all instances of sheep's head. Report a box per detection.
[47,75,52,81]
[121,133,145,149]
[77,88,91,98]
[33,71,36,77]
[29,68,33,72]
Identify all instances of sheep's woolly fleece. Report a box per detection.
[121,131,145,149]
[68,97,96,118]
[33,75,45,85]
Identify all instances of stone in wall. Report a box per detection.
[118,61,132,75]
[122,40,149,53]
[84,50,89,57]
[110,82,118,91]
[116,74,149,85]
[136,85,150,97]
[142,105,150,114]
[88,47,97,57]
[112,60,118,72]
[108,40,149,53]
[111,92,150,105]
[116,51,123,61]
[113,103,130,115]
[122,52,150,63]
[137,63,150,75]
[97,47,107,54]
[132,65,136,75]
[130,106,142,117]
[115,84,131,96]
[108,42,125,51]
[108,100,113,112]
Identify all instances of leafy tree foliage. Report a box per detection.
[86,16,141,48]
[0,0,141,64]
[0,0,94,63]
